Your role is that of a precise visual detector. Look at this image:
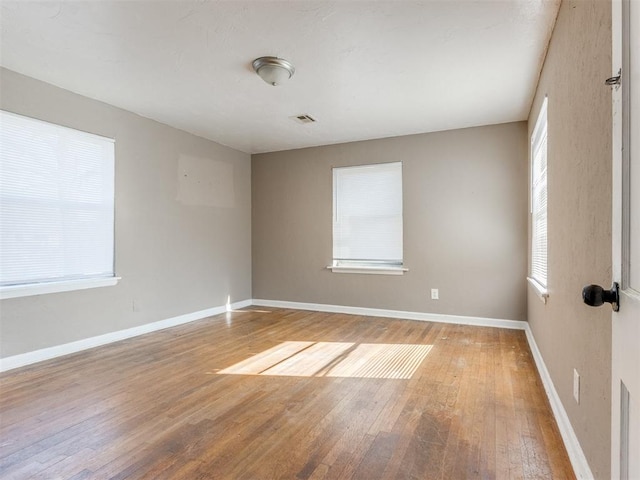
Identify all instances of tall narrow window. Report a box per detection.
[530,98,548,289]
[332,162,404,274]
[0,110,116,298]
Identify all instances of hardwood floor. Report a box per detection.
[0,308,576,479]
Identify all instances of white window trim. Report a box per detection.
[332,162,405,274]
[1,110,116,295]
[530,97,549,293]
[327,264,409,275]
[0,276,121,300]
[527,276,548,304]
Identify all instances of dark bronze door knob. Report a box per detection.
[582,283,619,312]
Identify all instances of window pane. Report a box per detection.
[531,99,548,287]
[0,111,115,287]
[333,162,403,265]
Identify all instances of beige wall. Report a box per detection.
[527,1,612,477]
[0,68,252,358]
[253,122,528,321]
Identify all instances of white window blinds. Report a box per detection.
[531,99,548,287]
[333,162,403,266]
[0,110,115,287]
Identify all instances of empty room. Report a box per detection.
[0,0,637,479]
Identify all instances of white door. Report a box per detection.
[611,1,640,479]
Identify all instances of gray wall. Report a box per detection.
[527,1,612,477]
[252,122,528,321]
[0,68,252,358]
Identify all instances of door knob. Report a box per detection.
[582,283,619,312]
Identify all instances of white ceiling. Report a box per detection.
[0,1,560,154]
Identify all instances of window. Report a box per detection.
[331,162,405,274]
[0,110,117,299]
[530,98,548,294]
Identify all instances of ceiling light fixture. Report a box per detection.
[252,56,295,86]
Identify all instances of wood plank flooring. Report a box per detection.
[0,308,576,479]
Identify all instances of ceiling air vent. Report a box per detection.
[292,114,316,124]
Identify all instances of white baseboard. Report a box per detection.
[523,325,594,479]
[251,299,527,330]
[252,298,592,479]
[0,299,252,372]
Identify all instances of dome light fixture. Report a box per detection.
[252,56,295,86]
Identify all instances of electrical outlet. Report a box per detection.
[573,369,580,404]
[431,288,439,300]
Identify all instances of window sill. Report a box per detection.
[527,277,548,304]
[327,265,409,276]
[0,277,121,300]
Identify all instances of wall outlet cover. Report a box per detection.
[573,368,580,404]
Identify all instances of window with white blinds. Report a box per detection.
[332,162,403,268]
[531,99,548,288]
[0,110,115,292]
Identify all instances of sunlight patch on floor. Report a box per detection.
[218,341,433,379]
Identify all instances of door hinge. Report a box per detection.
[606,69,622,87]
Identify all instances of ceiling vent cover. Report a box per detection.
[293,114,316,124]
